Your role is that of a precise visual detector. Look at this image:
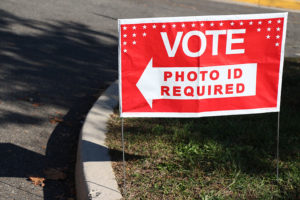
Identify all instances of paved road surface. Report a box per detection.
[0,0,299,199]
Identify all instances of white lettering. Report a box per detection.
[182,31,207,57]
[161,32,183,57]
[205,30,226,55]
[226,29,246,54]
[161,29,246,57]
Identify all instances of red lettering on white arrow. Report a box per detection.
[136,59,257,108]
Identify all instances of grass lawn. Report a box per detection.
[106,58,300,200]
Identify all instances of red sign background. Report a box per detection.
[119,13,287,117]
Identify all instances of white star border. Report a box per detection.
[120,18,284,53]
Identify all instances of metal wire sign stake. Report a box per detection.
[276,112,280,181]
[121,118,127,197]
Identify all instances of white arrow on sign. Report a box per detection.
[136,58,257,108]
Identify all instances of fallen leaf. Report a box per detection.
[49,117,64,124]
[32,103,40,107]
[28,176,45,187]
[41,145,46,149]
[55,111,63,116]
[44,168,66,180]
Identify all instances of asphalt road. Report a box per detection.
[0,0,299,199]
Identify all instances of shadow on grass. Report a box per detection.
[109,148,145,162]
[114,57,300,176]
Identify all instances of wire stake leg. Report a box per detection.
[121,118,127,198]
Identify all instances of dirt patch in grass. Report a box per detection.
[106,58,300,200]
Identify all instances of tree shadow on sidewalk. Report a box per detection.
[0,9,118,199]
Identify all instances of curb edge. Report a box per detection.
[75,81,122,200]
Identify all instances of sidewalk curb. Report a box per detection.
[75,81,122,200]
[212,0,300,13]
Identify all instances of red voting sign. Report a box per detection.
[118,13,288,117]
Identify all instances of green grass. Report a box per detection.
[106,58,300,200]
